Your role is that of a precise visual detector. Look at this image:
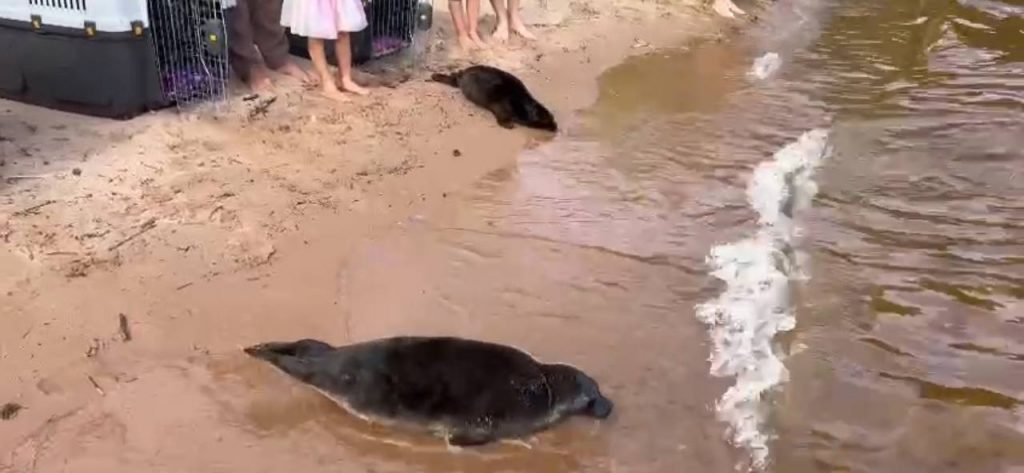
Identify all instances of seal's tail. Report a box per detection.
[244,339,333,382]
[430,72,460,87]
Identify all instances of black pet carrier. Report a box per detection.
[0,0,430,119]
[0,0,229,119]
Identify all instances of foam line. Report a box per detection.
[749,52,782,80]
[696,129,831,469]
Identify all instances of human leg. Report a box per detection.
[253,0,313,81]
[447,0,475,50]
[465,0,487,47]
[335,33,369,95]
[488,0,509,42]
[507,0,535,39]
[226,0,273,91]
[308,37,348,101]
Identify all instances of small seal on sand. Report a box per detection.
[431,65,558,132]
[244,336,613,446]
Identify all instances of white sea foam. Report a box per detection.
[749,52,782,80]
[696,129,831,469]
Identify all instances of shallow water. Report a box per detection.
[343,0,1024,467]
[7,0,1023,471]
[415,0,1024,469]
[653,0,1024,470]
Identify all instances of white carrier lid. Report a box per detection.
[0,0,150,32]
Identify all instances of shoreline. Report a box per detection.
[0,1,748,465]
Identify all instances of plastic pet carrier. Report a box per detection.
[287,0,434,66]
[0,0,228,119]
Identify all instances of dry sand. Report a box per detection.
[0,1,751,470]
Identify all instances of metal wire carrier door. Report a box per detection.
[365,0,432,59]
[147,0,230,110]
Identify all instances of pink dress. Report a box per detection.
[281,0,369,39]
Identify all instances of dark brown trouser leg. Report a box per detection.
[251,0,291,70]
[226,0,263,82]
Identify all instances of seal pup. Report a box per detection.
[431,65,558,132]
[244,336,613,446]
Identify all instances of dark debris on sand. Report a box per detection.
[118,313,132,342]
[1,402,23,420]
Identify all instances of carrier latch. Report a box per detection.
[201,19,225,56]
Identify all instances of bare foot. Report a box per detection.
[469,31,489,49]
[248,67,273,93]
[339,77,369,96]
[321,82,349,102]
[491,22,509,43]
[456,34,475,51]
[711,0,745,18]
[277,61,313,83]
[510,21,535,40]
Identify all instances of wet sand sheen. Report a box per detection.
[1,224,735,472]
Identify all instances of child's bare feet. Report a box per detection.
[339,76,369,96]
[491,22,509,43]
[456,34,475,51]
[469,31,489,48]
[321,81,350,102]
[711,0,746,18]
[510,20,535,40]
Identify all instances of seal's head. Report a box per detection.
[244,338,334,360]
[543,364,614,419]
[518,99,558,132]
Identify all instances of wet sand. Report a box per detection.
[0,1,748,471]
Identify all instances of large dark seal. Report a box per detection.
[431,65,558,132]
[244,336,612,446]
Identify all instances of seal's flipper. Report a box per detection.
[447,430,494,447]
[430,72,460,88]
[492,102,516,129]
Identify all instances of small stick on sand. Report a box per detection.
[87,376,105,396]
[13,199,56,217]
[108,218,157,251]
[248,96,278,120]
[4,175,47,182]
